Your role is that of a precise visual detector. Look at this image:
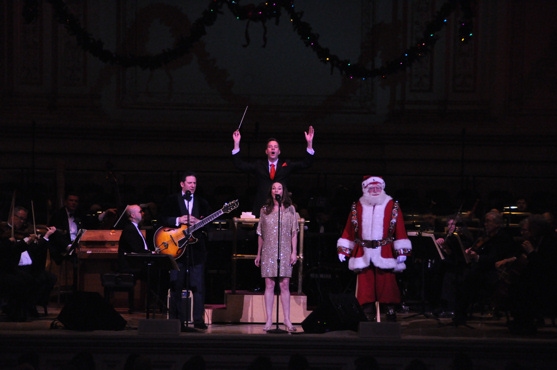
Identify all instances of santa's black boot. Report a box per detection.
[386,305,397,322]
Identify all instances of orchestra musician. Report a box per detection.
[452,210,518,326]
[434,215,474,318]
[47,192,83,265]
[48,192,116,265]
[118,204,155,272]
[0,206,57,320]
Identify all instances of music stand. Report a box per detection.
[405,232,443,321]
[67,228,84,257]
[67,228,85,293]
[124,253,179,319]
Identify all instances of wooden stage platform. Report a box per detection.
[1,291,557,370]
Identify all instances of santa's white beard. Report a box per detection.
[360,190,387,206]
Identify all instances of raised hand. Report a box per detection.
[304,125,314,149]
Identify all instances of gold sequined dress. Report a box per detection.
[256,205,299,278]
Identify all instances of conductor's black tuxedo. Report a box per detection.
[232,151,313,216]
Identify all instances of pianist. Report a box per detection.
[118,204,154,276]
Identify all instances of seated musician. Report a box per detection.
[0,206,57,320]
[452,210,518,325]
[117,204,154,276]
[117,204,167,313]
[48,192,84,265]
[48,192,116,265]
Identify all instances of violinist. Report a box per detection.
[452,210,518,326]
[434,215,474,318]
[0,206,57,320]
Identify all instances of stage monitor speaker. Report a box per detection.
[57,291,127,331]
[301,293,367,333]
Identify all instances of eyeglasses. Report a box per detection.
[13,215,27,221]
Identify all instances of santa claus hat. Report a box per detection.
[362,176,385,189]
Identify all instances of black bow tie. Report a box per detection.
[182,194,192,201]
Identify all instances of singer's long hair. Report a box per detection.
[262,182,293,215]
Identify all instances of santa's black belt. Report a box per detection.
[356,238,393,249]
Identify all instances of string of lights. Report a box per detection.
[41,0,474,79]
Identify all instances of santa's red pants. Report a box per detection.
[356,266,401,306]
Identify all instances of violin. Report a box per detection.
[1,224,53,243]
[470,235,489,251]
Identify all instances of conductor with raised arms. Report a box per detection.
[232,125,315,217]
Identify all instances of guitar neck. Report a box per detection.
[188,209,224,234]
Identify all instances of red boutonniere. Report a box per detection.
[281,162,287,167]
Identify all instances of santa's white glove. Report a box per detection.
[394,262,406,272]
[338,254,346,262]
[397,255,406,263]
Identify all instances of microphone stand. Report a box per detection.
[181,192,197,332]
[267,195,287,334]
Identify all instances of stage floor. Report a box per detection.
[1,301,557,370]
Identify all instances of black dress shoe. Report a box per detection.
[194,322,208,330]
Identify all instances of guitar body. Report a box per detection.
[153,199,239,260]
[153,225,197,259]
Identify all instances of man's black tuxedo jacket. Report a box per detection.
[158,193,211,265]
[47,207,83,264]
[118,222,152,273]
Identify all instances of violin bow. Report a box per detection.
[10,190,16,239]
[31,200,37,236]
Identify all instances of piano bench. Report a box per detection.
[101,273,135,314]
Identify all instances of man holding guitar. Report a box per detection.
[158,171,212,331]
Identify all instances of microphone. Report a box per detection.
[275,194,282,203]
[185,190,192,201]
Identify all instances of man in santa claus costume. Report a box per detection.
[337,176,412,321]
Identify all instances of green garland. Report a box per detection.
[42,0,473,79]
